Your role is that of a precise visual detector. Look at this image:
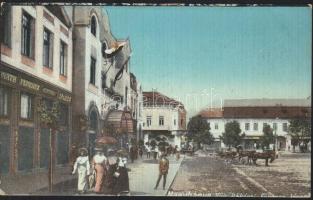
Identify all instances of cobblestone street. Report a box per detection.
[169,152,311,198]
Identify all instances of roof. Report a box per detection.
[224,98,311,107]
[143,91,185,109]
[199,108,223,118]
[105,110,134,133]
[45,6,72,28]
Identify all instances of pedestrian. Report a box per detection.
[176,145,181,160]
[92,147,107,194]
[129,146,135,163]
[146,145,151,158]
[138,146,143,158]
[154,153,169,190]
[72,148,91,194]
[112,154,130,195]
[154,146,159,160]
[104,156,118,195]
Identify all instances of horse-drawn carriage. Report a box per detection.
[218,148,276,166]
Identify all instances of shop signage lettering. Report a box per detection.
[0,71,17,84]
[19,78,40,91]
[42,87,57,97]
[58,93,71,102]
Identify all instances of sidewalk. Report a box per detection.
[127,154,183,196]
[0,166,74,195]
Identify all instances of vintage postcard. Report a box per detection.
[0,2,311,198]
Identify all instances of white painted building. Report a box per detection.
[0,5,73,174]
[199,98,311,151]
[142,91,187,148]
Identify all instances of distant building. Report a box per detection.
[142,91,187,148]
[0,5,73,175]
[199,98,311,151]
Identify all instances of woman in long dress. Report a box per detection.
[92,148,107,193]
[112,155,130,195]
[72,148,90,194]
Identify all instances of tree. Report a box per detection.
[260,124,274,150]
[37,100,60,193]
[288,118,311,152]
[187,115,214,149]
[220,120,243,150]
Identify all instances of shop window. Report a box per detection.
[57,130,69,165]
[0,125,10,174]
[1,5,12,47]
[0,88,9,116]
[59,103,68,126]
[43,28,53,68]
[18,127,34,171]
[21,11,35,58]
[40,128,50,168]
[90,57,96,85]
[20,93,32,119]
[60,40,67,76]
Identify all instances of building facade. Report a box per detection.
[142,91,187,148]
[199,98,311,151]
[0,5,73,175]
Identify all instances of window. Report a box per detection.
[263,123,267,129]
[20,93,32,119]
[283,123,288,132]
[1,5,11,47]
[181,119,183,126]
[43,28,53,68]
[147,116,151,127]
[159,116,164,126]
[60,41,67,76]
[0,88,9,116]
[21,11,34,58]
[174,119,176,126]
[273,123,277,131]
[253,123,258,131]
[101,71,107,90]
[59,103,68,126]
[90,57,96,85]
[215,123,218,130]
[91,16,96,36]
[245,123,250,131]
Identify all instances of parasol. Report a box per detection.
[116,148,128,156]
[95,136,118,145]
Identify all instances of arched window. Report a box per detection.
[91,16,97,36]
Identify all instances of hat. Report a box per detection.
[94,147,103,152]
[79,148,88,155]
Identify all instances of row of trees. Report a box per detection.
[187,115,311,151]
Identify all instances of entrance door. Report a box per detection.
[18,127,34,171]
[0,125,10,174]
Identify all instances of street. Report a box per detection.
[169,151,311,197]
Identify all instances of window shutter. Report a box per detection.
[49,33,54,68]
[30,17,36,59]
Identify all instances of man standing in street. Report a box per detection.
[154,153,169,190]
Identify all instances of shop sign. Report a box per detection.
[19,78,40,91]
[42,87,57,97]
[58,92,72,103]
[0,71,17,84]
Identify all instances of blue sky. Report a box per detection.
[105,6,312,117]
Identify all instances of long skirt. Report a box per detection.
[113,167,130,194]
[77,168,88,192]
[94,164,105,193]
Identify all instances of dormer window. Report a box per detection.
[91,16,97,36]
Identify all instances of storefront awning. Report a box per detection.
[106,110,134,134]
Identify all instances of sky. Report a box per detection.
[105,6,312,118]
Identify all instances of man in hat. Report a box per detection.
[154,153,169,190]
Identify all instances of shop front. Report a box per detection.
[0,64,72,175]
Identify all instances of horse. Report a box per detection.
[251,150,276,166]
[238,150,256,165]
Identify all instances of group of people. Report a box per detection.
[144,144,181,160]
[71,147,129,195]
